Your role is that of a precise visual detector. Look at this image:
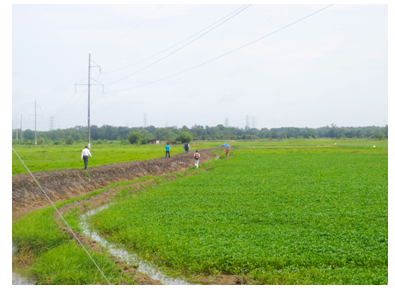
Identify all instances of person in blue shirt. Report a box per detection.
[165,143,170,158]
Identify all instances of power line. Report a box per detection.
[58,91,104,124]
[106,4,333,94]
[50,62,88,116]
[105,5,251,86]
[93,5,164,56]
[101,4,250,75]
[12,148,111,285]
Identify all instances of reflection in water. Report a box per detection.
[80,205,193,285]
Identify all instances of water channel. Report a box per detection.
[80,205,194,285]
[12,246,35,285]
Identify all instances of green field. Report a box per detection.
[12,139,388,284]
[12,143,186,175]
[88,141,388,284]
[12,139,387,175]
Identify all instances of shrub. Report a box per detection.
[65,136,74,145]
[175,132,193,143]
[128,132,141,144]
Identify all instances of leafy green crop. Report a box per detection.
[91,146,388,284]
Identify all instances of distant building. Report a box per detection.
[149,140,160,144]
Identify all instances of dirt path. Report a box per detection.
[12,149,216,217]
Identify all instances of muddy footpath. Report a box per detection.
[12,149,215,217]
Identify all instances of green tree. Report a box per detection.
[73,133,81,140]
[128,132,141,144]
[65,136,74,145]
[176,132,193,143]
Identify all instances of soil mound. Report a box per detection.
[13,149,215,216]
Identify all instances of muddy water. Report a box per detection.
[80,205,194,285]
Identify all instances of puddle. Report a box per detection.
[80,205,194,285]
[12,245,36,285]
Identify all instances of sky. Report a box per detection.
[10,2,388,131]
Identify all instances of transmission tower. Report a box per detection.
[143,113,147,127]
[225,117,229,128]
[20,114,23,142]
[15,113,18,139]
[49,116,55,131]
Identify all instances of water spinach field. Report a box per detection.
[12,140,388,284]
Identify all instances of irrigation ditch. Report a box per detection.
[12,148,245,285]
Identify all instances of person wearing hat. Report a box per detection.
[81,146,92,169]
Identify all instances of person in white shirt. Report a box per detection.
[81,146,92,170]
[194,150,200,168]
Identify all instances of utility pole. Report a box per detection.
[75,54,102,149]
[35,101,37,145]
[88,53,91,148]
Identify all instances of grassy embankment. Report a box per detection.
[12,183,140,285]
[89,140,388,284]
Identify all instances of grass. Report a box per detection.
[89,143,388,285]
[12,139,387,175]
[12,181,149,285]
[12,139,387,284]
[12,143,188,175]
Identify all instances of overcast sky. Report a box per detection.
[11,3,388,131]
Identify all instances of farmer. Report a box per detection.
[194,150,200,168]
[184,142,190,154]
[81,146,92,170]
[165,142,170,158]
[226,147,230,158]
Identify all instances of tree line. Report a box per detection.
[12,124,388,145]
